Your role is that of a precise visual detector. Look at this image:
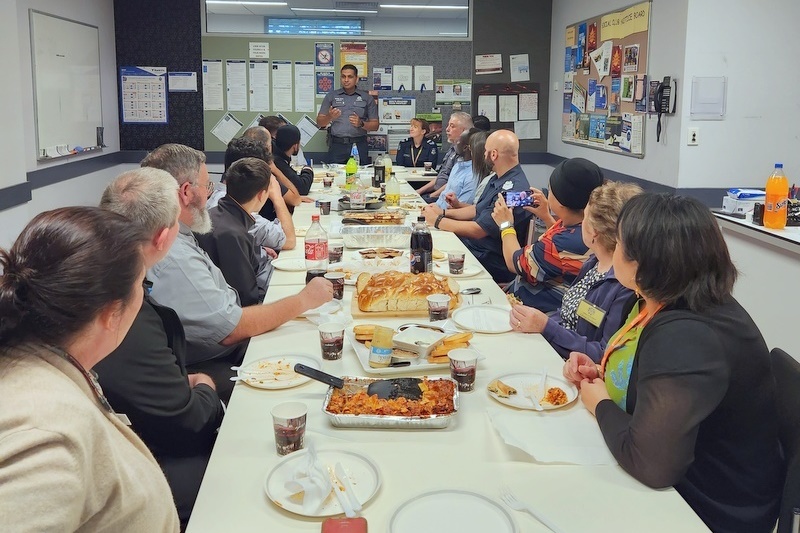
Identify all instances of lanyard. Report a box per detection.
[410,144,422,167]
[599,301,663,377]
[43,344,116,414]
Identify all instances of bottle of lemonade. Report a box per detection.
[764,163,789,229]
[345,143,358,191]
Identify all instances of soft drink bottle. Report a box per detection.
[385,173,400,207]
[304,214,329,277]
[383,152,393,178]
[373,153,385,187]
[350,174,366,210]
[345,144,358,191]
[410,216,433,274]
[764,163,789,229]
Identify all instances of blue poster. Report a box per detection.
[595,85,607,109]
[562,92,572,113]
[315,42,334,68]
[316,71,335,96]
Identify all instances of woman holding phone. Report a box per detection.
[491,157,604,313]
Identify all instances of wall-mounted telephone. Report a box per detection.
[654,76,677,142]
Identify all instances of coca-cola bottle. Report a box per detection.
[304,214,328,282]
[410,216,433,274]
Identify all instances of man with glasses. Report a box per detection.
[422,130,532,282]
[141,144,333,372]
[415,111,473,203]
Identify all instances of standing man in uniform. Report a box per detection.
[316,64,379,164]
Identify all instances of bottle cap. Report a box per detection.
[775,163,784,168]
[312,214,320,222]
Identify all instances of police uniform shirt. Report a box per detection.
[395,137,439,167]
[319,88,378,138]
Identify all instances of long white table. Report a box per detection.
[186,177,709,532]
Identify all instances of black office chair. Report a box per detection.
[771,347,800,533]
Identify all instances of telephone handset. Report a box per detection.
[654,76,677,141]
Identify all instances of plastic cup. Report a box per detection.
[424,161,433,171]
[318,322,346,360]
[448,348,478,392]
[271,402,307,455]
[447,251,466,275]
[324,272,345,300]
[426,294,451,321]
[323,176,333,188]
[328,242,344,263]
[319,201,331,215]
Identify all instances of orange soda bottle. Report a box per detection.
[764,163,789,229]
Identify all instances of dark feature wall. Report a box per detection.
[114,0,204,150]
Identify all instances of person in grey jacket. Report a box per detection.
[508,181,642,361]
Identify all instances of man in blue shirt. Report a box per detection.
[422,130,532,282]
[316,64,379,164]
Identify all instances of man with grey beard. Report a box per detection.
[141,144,333,367]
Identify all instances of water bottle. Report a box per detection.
[410,216,433,274]
[304,215,329,277]
[373,153,386,187]
[764,163,789,229]
[345,143,358,191]
[385,173,400,207]
[350,174,366,210]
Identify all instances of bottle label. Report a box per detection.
[410,251,432,273]
[368,346,393,367]
[304,241,328,261]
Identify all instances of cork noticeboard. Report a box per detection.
[561,2,650,158]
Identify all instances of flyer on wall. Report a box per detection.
[120,66,168,124]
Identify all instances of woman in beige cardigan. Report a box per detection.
[0,207,180,532]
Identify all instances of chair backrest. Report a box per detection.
[771,347,800,533]
[524,217,542,247]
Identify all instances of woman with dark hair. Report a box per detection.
[565,194,783,533]
[444,130,491,209]
[0,207,180,531]
[396,118,439,168]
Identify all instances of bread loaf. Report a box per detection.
[356,271,460,312]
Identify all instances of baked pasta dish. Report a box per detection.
[543,387,568,406]
[326,379,456,417]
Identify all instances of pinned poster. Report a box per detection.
[168,72,196,92]
[120,66,168,124]
[509,54,530,82]
[225,60,247,111]
[340,42,368,81]
[518,93,538,121]
[210,112,243,145]
[249,42,269,59]
[316,71,334,96]
[414,65,433,91]
[249,60,270,111]
[475,53,502,75]
[202,59,223,111]
[373,67,392,90]
[477,95,497,122]
[393,65,412,91]
[294,61,315,112]
[315,42,334,68]
[498,95,518,122]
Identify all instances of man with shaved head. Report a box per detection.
[422,129,532,282]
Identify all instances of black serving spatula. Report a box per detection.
[294,364,423,400]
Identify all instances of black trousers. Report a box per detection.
[327,138,369,165]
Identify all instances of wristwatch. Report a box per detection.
[498,221,512,231]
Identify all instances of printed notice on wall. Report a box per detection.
[271,60,293,111]
[340,42,368,81]
[226,60,247,111]
[210,112,243,145]
[414,65,433,91]
[120,66,168,124]
[475,53,502,75]
[294,61,315,112]
[202,60,224,111]
[249,60,270,111]
[249,42,269,59]
[168,72,197,92]
[509,54,530,82]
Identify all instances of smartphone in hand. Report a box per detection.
[504,190,536,208]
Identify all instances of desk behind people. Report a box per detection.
[316,64,379,164]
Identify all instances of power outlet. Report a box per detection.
[687,127,700,146]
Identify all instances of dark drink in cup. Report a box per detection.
[323,176,333,188]
[324,272,345,300]
[429,307,449,321]
[320,336,344,360]
[274,422,305,455]
[451,366,476,392]
[328,243,344,263]
[305,269,327,284]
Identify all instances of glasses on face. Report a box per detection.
[193,180,215,198]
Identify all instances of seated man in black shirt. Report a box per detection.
[196,157,271,307]
[96,167,225,527]
[273,124,314,195]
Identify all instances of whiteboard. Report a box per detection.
[30,11,102,159]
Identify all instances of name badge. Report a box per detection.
[333,97,345,106]
[502,181,513,191]
[576,299,606,328]
[115,413,132,426]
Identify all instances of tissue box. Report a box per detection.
[722,196,757,215]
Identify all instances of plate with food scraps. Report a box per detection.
[237,354,320,390]
[264,448,382,517]
[486,372,578,410]
[271,257,307,272]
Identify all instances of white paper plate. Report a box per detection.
[265,448,381,517]
[237,354,319,390]
[300,300,342,317]
[389,490,517,533]
[487,372,579,410]
[433,262,483,278]
[272,257,307,272]
[451,305,512,334]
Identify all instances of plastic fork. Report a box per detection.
[499,486,563,533]
[522,382,543,411]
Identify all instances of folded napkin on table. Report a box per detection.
[284,442,332,514]
[487,406,617,465]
